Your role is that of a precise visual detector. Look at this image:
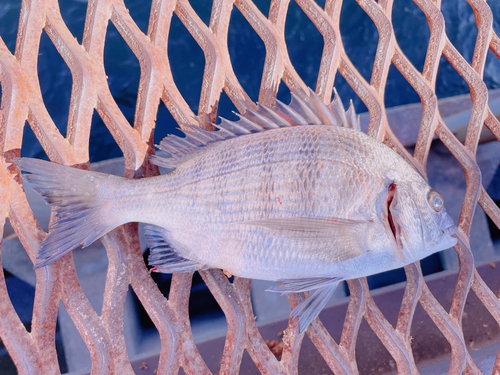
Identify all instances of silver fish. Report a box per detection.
[16,89,457,333]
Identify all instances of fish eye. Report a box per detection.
[427,189,444,212]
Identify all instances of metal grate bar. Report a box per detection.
[1,0,499,373]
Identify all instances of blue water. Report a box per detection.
[0,0,499,162]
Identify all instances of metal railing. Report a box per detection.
[0,0,499,373]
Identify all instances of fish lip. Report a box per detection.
[430,221,457,251]
[445,225,458,236]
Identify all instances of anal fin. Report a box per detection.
[292,281,339,334]
[267,277,341,334]
[145,225,204,273]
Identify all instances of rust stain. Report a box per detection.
[0,0,498,373]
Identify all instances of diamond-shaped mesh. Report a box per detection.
[1,0,499,373]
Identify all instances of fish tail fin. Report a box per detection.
[15,158,125,268]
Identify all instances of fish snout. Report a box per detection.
[436,209,458,249]
[437,209,458,249]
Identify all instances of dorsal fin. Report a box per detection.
[151,88,359,169]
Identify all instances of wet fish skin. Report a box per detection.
[16,91,457,333]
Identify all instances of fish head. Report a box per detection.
[383,180,457,263]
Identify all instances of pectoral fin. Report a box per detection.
[242,217,371,232]
[240,217,372,263]
[145,226,205,273]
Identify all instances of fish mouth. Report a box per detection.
[444,224,458,236]
[439,210,457,234]
[440,211,458,248]
[437,209,458,246]
[425,209,458,252]
[432,226,458,252]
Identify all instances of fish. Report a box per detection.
[16,89,457,334]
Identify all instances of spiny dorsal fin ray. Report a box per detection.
[151,88,359,169]
[329,88,347,127]
[218,118,253,135]
[346,100,361,131]
[232,114,265,132]
[306,88,338,126]
[289,93,321,124]
[271,97,308,125]
[255,104,291,127]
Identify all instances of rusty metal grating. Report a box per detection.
[1,0,500,373]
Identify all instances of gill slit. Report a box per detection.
[387,183,396,239]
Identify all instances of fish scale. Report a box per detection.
[16,90,457,333]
